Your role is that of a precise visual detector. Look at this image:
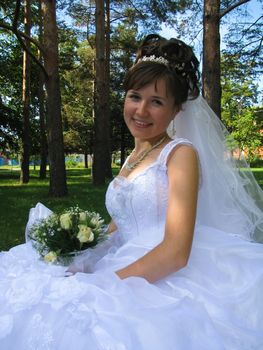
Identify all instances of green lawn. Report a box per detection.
[0,166,112,251]
[0,166,262,252]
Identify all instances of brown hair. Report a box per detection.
[123,34,200,107]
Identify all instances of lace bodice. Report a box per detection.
[106,138,193,245]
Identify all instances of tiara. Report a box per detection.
[137,55,169,67]
[136,55,186,75]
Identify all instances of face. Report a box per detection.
[124,79,177,141]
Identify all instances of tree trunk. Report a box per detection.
[38,68,48,179]
[105,0,112,179]
[41,0,67,196]
[20,0,31,184]
[202,0,221,118]
[38,0,47,179]
[92,0,111,185]
[84,153,88,168]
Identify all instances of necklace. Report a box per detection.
[125,135,167,171]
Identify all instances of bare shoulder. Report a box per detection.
[167,143,198,170]
[166,143,199,189]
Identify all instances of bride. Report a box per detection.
[0,34,263,350]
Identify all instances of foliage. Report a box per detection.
[1,0,262,179]
[66,0,190,36]
[0,100,22,153]
[221,53,262,161]
[60,38,94,154]
[223,3,263,78]
[0,33,23,150]
[109,25,139,157]
[0,3,47,159]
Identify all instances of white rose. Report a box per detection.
[44,251,57,263]
[60,213,72,230]
[77,225,94,243]
[79,212,87,224]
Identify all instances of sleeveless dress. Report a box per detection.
[0,138,263,350]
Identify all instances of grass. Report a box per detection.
[0,165,262,252]
[0,166,114,251]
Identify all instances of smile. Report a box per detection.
[133,118,152,128]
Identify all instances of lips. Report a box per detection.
[133,118,152,128]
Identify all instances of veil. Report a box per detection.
[167,95,263,243]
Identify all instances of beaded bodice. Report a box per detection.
[105,138,193,245]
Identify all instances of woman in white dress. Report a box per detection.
[0,34,263,350]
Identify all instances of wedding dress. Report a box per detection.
[0,138,263,350]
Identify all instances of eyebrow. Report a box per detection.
[128,90,167,101]
[152,95,166,101]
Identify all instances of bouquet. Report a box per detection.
[28,206,108,265]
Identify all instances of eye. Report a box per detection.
[152,99,163,106]
[127,93,140,101]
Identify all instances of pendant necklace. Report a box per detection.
[125,135,167,171]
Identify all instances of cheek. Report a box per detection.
[123,101,133,119]
[123,105,130,126]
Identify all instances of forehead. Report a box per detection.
[132,78,172,99]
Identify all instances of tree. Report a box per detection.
[41,0,67,196]
[223,7,263,79]
[164,0,261,118]
[66,0,191,183]
[110,25,139,164]
[202,0,255,118]
[0,27,23,154]
[38,0,48,179]
[202,0,221,117]
[20,0,31,184]
[221,52,262,160]
[92,0,111,185]
[0,0,67,196]
[0,98,22,153]
[61,40,94,161]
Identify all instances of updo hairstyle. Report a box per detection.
[123,34,200,107]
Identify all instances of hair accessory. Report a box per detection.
[137,55,186,75]
[174,62,185,71]
[137,55,169,67]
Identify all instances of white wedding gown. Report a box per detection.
[1,138,263,350]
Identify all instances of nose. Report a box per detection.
[136,100,149,117]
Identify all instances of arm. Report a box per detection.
[108,220,118,234]
[116,145,199,283]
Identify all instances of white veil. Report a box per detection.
[167,95,263,242]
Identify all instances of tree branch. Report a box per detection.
[228,16,263,49]
[0,22,48,78]
[240,37,263,56]
[15,30,48,78]
[13,0,21,29]
[220,0,251,19]
[127,0,147,20]
[243,15,263,32]
[0,21,44,52]
[230,37,263,64]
